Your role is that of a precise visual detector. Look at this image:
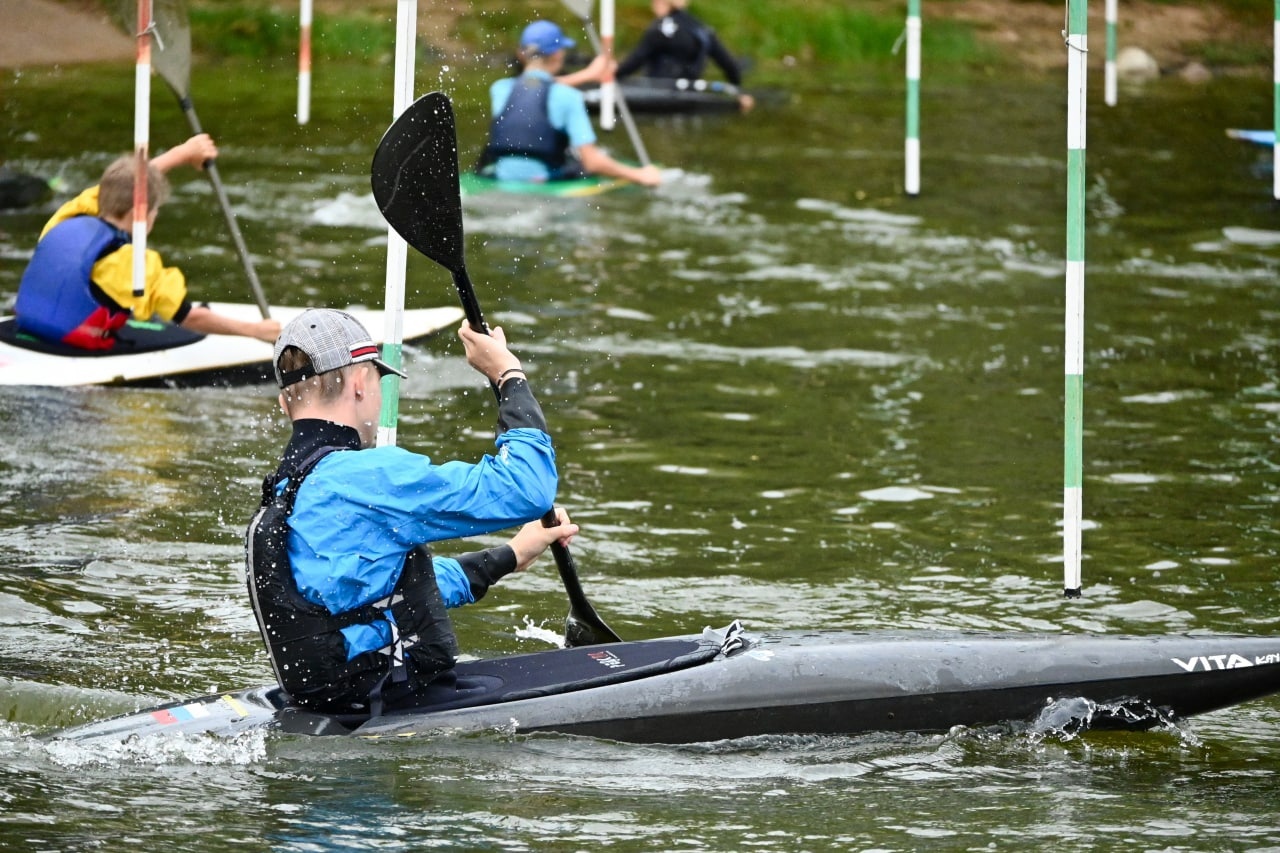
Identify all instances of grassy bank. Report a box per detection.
[90,0,1271,78]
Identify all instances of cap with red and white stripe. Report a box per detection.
[273,308,407,388]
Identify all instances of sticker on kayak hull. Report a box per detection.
[149,695,247,725]
[1172,653,1280,671]
[588,650,626,669]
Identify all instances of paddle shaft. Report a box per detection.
[570,10,652,166]
[175,97,271,319]
[127,0,271,319]
[371,92,622,646]
[450,267,618,643]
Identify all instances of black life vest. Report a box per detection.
[483,75,570,170]
[245,446,458,714]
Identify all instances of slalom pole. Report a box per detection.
[1274,0,1279,201]
[131,0,154,298]
[599,0,617,131]
[297,0,312,125]
[1063,0,1087,598]
[376,0,417,449]
[904,0,921,196]
[1105,0,1117,107]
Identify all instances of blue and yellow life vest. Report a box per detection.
[14,215,130,350]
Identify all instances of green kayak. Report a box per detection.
[460,172,631,198]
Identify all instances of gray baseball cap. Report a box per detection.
[273,308,407,388]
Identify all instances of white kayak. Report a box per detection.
[0,302,465,387]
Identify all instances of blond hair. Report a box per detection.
[277,345,365,411]
[97,155,171,220]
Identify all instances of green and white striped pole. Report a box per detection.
[377,0,417,449]
[1105,0,1117,106]
[1063,0,1087,598]
[1273,0,1279,200]
[905,0,921,196]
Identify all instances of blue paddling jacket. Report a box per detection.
[245,378,559,714]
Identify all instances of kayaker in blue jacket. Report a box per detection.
[479,20,662,187]
[616,0,754,112]
[246,308,579,715]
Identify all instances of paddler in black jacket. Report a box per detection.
[616,0,755,112]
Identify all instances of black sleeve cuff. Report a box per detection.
[495,377,549,435]
[456,545,518,601]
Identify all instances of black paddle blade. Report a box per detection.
[547,520,623,648]
[372,92,622,649]
[565,615,603,648]
[371,92,466,276]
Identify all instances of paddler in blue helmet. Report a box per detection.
[246,308,578,716]
[478,20,662,187]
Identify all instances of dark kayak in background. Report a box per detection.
[0,164,59,210]
[580,77,746,115]
[50,625,1280,746]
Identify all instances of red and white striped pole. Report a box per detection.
[131,0,154,297]
[599,0,616,130]
[297,0,312,125]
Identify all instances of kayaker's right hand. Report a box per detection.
[631,164,663,188]
[255,318,282,343]
[509,507,579,572]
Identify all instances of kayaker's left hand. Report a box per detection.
[559,54,616,87]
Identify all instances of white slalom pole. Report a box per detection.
[1063,0,1087,598]
[1105,0,1117,107]
[904,0,921,196]
[377,0,417,449]
[297,0,312,125]
[131,0,153,298]
[1273,0,1279,201]
[599,0,617,130]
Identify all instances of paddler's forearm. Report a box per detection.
[180,304,280,343]
[495,376,549,434]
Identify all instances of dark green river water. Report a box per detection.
[0,52,1278,851]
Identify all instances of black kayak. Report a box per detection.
[51,624,1280,745]
[580,78,744,114]
[0,164,56,210]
